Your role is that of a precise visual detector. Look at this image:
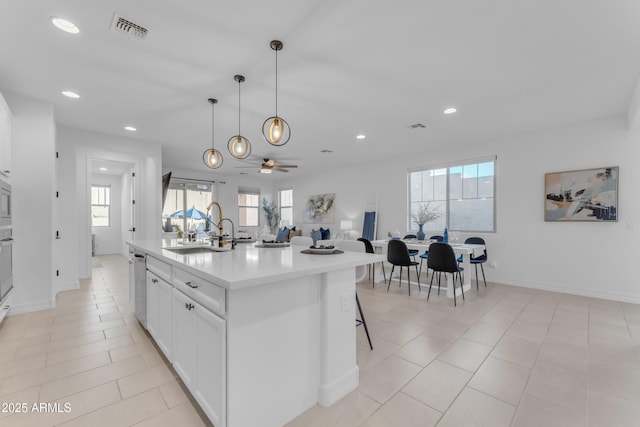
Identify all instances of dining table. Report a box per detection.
[370,239,486,299]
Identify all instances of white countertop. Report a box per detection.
[128,239,385,290]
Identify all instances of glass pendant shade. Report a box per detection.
[203,148,223,169]
[227,135,250,159]
[203,98,223,169]
[262,116,290,146]
[228,75,251,159]
[262,40,291,146]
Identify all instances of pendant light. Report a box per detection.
[202,98,223,169]
[227,75,251,159]
[262,40,291,146]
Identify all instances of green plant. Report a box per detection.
[262,197,281,233]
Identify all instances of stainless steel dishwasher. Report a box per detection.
[128,250,147,329]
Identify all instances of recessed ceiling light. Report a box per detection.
[443,107,457,115]
[124,126,137,132]
[61,90,80,99]
[356,134,366,140]
[50,17,79,34]
[99,167,107,171]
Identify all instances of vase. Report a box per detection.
[417,224,425,241]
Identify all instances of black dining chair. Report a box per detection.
[418,235,444,279]
[465,237,487,289]
[387,239,420,296]
[403,234,419,261]
[358,237,386,286]
[427,242,464,306]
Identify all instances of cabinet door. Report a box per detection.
[146,273,160,341]
[172,289,196,388]
[156,278,173,360]
[194,301,226,427]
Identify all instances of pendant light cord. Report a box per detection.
[238,80,241,135]
[211,102,215,150]
[275,48,278,116]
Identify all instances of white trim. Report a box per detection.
[490,276,640,304]
[9,298,55,315]
[318,366,359,407]
[407,155,497,174]
[55,280,80,295]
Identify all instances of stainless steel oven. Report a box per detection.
[0,228,12,304]
[0,179,10,227]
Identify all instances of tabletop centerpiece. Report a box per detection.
[410,202,441,240]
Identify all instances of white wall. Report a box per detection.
[163,168,276,238]
[276,114,640,303]
[57,126,162,279]
[4,93,56,313]
[91,174,123,255]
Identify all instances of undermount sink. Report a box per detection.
[163,246,227,255]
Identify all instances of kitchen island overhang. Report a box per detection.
[128,239,385,427]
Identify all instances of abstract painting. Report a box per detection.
[544,167,618,221]
[304,193,335,223]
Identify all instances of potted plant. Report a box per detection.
[410,202,442,240]
[262,197,281,234]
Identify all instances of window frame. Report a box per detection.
[278,188,293,226]
[91,184,111,227]
[407,156,497,233]
[238,190,260,227]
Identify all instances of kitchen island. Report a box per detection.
[127,239,384,427]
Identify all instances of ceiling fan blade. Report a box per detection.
[274,168,289,172]
[274,164,298,168]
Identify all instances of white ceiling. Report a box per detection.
[2,0,639,177]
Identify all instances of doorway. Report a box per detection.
[90,159,135,258]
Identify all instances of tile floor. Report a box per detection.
[1,256,640,426]
[287,271,640,427]
[0,255,208,427]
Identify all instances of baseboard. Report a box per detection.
[9,298,55,315]
[55,280,80,295]
[490,275,640,304]
[318,366,359,407]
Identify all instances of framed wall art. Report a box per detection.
[303,193,335,223]
[544,166,618,222]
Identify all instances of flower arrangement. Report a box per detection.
[411,202,442,225]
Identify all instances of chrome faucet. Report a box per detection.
[221,218,236,250]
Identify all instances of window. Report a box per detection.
[408,157,495,232]
[278,189,293,226]
[91,185,111,227]
[238,192,260,227]
[161,179,214,234]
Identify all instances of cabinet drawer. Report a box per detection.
[147,256,172,283]
[173,269,225,317]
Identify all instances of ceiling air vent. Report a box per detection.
[110,14,148,40]
[408,123,427,129]
[320,149,333,153]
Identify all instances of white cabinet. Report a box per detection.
[146,270,173,360]
[172,288,196,388]
[171,286,226,427]
[0,93,12,178]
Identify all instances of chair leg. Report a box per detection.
[437,272,441,295]
[414,264,421,291]
[387,265,395,292]
[355,292,373,350]
[399,266,403,289]
[380,261,387,283]
[460,271,465,301]
[475,264,479,291]
[428,273,434,300]
[453,273,457,307]
[407,268,411,296]
[480,263,486,287]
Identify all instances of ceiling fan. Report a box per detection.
[236,158,298,174]
[258,158,298,174]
